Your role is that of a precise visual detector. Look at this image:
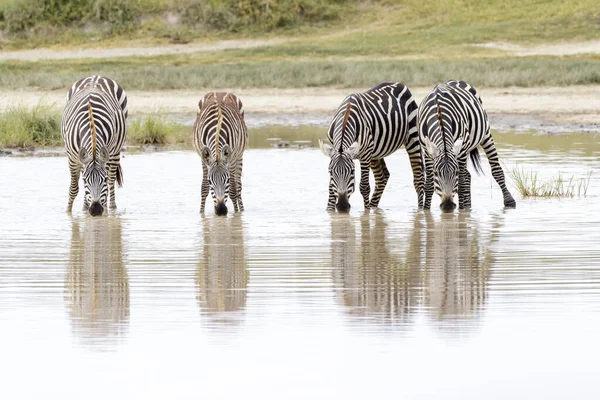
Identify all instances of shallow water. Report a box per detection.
[1,131,600,399]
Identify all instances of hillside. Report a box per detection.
[0,0,599,90]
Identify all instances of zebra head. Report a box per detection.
[201,144,232,216]
[423,137,463,213]
[79,146,109,216]
[320,140,360,212]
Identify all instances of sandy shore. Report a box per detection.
[2,86,600,125]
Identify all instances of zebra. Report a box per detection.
[61,75,128,216]
[319,82,423,212]
[193,92,247,216]
[418,80,516,212]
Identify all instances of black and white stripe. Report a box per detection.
[418,80,516,212]
[61,75,128,216]
[319,82,423,212]
[193,92,247,216]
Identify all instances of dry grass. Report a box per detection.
[510,166,592,198]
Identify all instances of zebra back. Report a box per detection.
[418,80,489,156]
[327,82,417,160]
[62,77,128,164]
[193,92,247,162]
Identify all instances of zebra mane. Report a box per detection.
[339,102,352,153]
[435,94,449,156]
[87,102,97,160]
[215,100,224,162]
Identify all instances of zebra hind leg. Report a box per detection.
[368,158,390,208]
[200,163,209,214]
[67,159,81,213]
[481,136,516,208]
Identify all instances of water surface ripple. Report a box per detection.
[1,136,599,399]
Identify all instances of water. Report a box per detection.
[1,130,600,399]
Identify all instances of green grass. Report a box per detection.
[510,166,592,198]
[0,106,191,149]
[0,104,62,148]
[0,0,599,51]
[1,56,599,91]
[128,114,190,146]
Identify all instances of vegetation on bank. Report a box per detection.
[0,106,191,149]
[1,56,599,91]
[0,104,61,148]
[510,166,592,198]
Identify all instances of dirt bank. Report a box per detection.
[2,86,599,125]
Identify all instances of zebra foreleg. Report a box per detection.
[67,159,81,213]
[481,137,516,208]
[235,158,244,212]
[458,155,471,210]
[368,158,389,208]
[107,158,119,210]
[229,163,239,213]
[423,156,434,210]
[359,160,372,209]
[200,163,209,214]
[327,179,336,211]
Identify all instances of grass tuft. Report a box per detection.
[510,166,592,198]
[0,104,62,148]
[128,114,190,146]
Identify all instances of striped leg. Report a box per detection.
[423,156,434,210]
[67,159,81,213]
[406,127,425,209]
[107,157,119,210]
[327,179,336,211]
[458,154,471,210]
[229,162,239,213]
[200,163,209,214]
[235,158,244,212]
[368,158,389,208]
[359,160,371,209]
[481,136,516,208]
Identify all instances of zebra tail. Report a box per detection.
[469,147,484,176]
[116,164,124,187]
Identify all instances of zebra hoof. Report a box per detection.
[504,199,517,209]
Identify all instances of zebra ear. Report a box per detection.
[201,146,210,162]
[423,137,439,158]
[453,139,463,156]
[222,144,232,161]
[97,147,109,164]
[318,139,335,158]
[346,141,360,159]
[78,147,90,165]
[197,98,205,114]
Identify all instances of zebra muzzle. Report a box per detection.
[215,198,228,216]
[89,201,104,217]
[440,193,456,213]
[336,193,351,213]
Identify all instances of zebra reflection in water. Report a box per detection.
[196,215,248,327]
[422,212,502,325]
[330,212,422,325]
[331,212,503,330]
[65,217,129,346]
